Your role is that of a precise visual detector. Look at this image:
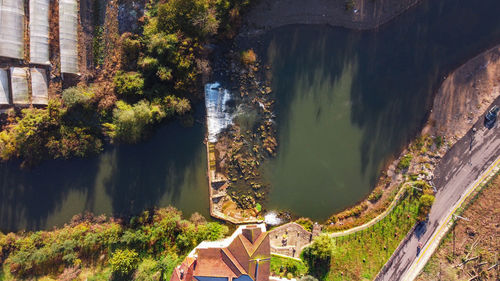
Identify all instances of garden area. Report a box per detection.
[301,181,434,280]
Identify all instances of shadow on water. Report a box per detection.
[0,105,209,232]
[256,0,500,219]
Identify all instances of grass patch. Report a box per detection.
[326,192,419,280]
[397,154,413,171]
[271,255,308,279]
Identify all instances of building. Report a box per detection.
[170,224,270,281]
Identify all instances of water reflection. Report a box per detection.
[0,107,209,232]
[260,0,500,219]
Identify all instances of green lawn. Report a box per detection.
[327,191,419,280]
[271,254,309,279]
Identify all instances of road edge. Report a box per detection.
[401,156,500,281]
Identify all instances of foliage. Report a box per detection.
[62,87,95,108]
[110,249,139,276]
[368,187,384,203]
[295,217,314,232]
[241,49,257,65]
[114,71,145,97]
[0,0,254,164]
[134,258,160,281]
[301,235,335,279]
[270,255,308,278]
[0,207,227,279]
[0,100,103,166]
[105,96,190,143]
[417,194,435,221]
[344,0,356,11]
[397,154,413,171]
[327,194,420,280]
[434,135,443,149]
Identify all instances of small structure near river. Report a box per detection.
[268,222,322,259]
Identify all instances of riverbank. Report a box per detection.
[323,44,500,233]
[241,0,422,35]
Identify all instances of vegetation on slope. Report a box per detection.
[0,208,227,280]
[300,183,430,280]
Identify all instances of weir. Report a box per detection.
[204,82,262,224]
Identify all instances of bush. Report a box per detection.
[109,249,139,276]
[121,33,141,68]
[114,71,144,97]
[301,235,334,279]
[397,154,413,171]
[241,49,257,65]
[62,87,95,108]
[134,258,160,281]
[417,194,435,221]
[368,188,383,203]
[295,217,313,232]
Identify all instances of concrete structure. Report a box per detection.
[268,222,321,259]
[171,224,270,281]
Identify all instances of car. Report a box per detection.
[484,105,499,129]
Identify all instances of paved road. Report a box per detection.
[375,97,500,281]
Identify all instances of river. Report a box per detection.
[1,0,500,231]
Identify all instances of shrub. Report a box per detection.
[109,249,139,276]
[62,87,95,108]
[368,188,383,203]
[114,71,144,97]
[134,258,160,281]
[301,235,335,279]
[418,194,435,221]
[397,154,413,171]
[241,49,257,65]
[434,136,443,149]
[295,217,313,232]
[121,33,141,68]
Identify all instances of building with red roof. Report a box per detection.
[170,224,270,281]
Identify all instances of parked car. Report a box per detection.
[484,105,499,129]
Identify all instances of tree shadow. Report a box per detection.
[0,105,209,232]
[242,0,500,219]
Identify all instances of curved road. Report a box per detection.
[375,97,500,281]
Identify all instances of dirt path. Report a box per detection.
[241,0,421,34]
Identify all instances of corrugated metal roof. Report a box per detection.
[29,0,50,64]
[10,67,29,104]
[0,0,25,59]
[30,68,48,105]
[0,69,10,105]
[59,0,79,74]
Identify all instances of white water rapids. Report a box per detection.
[205,82,233,142]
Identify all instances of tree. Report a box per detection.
[114,71,144,97]
[109,249,139,276]
[418,194,435,221]
[301,235,334,279]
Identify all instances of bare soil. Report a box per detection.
[426,46,500,144]
[241,0,422,34]
[416,174,500,281]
